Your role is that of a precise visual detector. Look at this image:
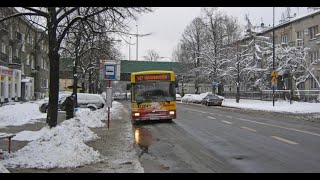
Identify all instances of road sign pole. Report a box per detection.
[107,80,111,129]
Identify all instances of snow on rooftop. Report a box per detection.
[0,102,46,128]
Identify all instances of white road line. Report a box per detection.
[221,120,233,124]
[208,112,215,115]
[238,118,320,137]
[241,126,257,132]
[207,116,216,120]
[225,115,233,119]
[183,108,207,114]
[271,136,299,145]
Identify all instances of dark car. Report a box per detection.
[201,94,223,106]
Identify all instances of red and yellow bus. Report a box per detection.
[130,70,176,123]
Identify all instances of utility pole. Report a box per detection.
[136,24,138,61]
[129,36,131,60]
[272,7,275,107]
[236,43,240,103]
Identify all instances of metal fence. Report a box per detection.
[222,90,320,103]
[294,90,320,102]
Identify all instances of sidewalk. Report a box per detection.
[0,101,142,173]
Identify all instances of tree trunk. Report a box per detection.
[46,8,59,128]
[89,70,92,93]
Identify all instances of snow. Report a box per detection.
[223,99,320,114]
[0,102,46,128]
[1,101,128,169]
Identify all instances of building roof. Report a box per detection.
[120,60,191,74]
[260,9,320,35]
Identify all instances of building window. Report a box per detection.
[310,77,319,89]
[9,46,12,63]
[26,54,30,65]
[1,43,6,54]
[31,56,34,69]
[309,50,319,64]
[297,82,305,90]
[15,48,19,58]
[309,25,318,39]
[296,31,304,47]
[281,35,288,44]
[9,25,13,39]
[22,33,26,52]
[40,58,43,69]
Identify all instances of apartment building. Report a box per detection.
[0,7,49,103]
[260,10,320,91]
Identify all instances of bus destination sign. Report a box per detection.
[136,74,170,82]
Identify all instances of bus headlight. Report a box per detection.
[169,111,175,115]
[134,113,140,117]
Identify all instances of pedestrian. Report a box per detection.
[61,95,75,120]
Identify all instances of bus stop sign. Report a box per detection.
[104,64,116,80]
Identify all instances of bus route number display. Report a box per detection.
[135,74,170,82]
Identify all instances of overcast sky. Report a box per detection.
[119,7,310,61]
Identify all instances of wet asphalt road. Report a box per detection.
[123,101,320,173]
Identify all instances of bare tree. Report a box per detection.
[0,7,153,128]
[143,49,160,61]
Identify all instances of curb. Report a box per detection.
[0,162,10,173]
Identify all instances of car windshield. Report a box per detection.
[133,81,175,103]
[207,95,220,99]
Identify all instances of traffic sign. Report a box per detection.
[271,70,278,78]
[104,64,116,80]
[271,76,278,83]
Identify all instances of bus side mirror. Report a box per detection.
[126,84,131,90]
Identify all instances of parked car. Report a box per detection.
[181,94,195,103]
[39,93,105,113]
[176,94,182,101]
[201,94,223,106]
[192,92,212,104]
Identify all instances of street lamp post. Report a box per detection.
[129,36,131,60]
[272,7,275,107]
[136,24,138,61]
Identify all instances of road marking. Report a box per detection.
[241,126,257,132]
[207,116,216,120]
[221,120,233,124]
[271,136,298,145]
[225,115,233,119]
[238,118,320,137]
[208,112,215,115]
[183,108,207,114]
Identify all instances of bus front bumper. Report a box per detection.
[132,110,176,121]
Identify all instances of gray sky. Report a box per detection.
[119,7,310,61]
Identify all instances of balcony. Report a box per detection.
[31,65,40,73]
[8,31,22,45]
[8,56,21,69]
[0,27,9,37]
[0,52,9,64]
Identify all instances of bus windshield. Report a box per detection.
[133,81,175,103]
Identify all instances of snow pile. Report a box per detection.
[223,99,320,113]
[1,119,101,169]
[0,102,46,127]
[12,127,49,141]
[74,101,124,128]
